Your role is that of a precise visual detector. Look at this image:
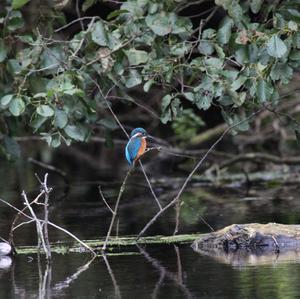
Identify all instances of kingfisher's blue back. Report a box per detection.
[125,138,142,165]
[125,127,148,165]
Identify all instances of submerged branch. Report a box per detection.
[14,233,199,255]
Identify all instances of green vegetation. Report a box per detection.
[0,0,299,157]
[16,233,199,254]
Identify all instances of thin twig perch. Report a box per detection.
[102,167,134,251]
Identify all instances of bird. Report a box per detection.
[125,128,149,165]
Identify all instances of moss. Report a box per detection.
[15,233,200,255]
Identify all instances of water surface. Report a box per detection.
[1,158,300,298]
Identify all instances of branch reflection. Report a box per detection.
[103,254,122,299]
[138,245,194,299]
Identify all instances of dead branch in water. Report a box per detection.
[21,190,50,259]
[1,175,97,257]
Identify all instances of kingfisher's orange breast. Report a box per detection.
[136,138,147,160]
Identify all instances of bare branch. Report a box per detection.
[102,167,134,251]
[98,186,115,214]
[0,198,97,256]
[138,161,162,211]
[137,106,266,239]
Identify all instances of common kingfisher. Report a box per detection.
[125,128,149,165]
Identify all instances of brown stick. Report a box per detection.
[40,174,52,261]
[102,167,133,251]
[138,160,162,211]
[21,191,49,258]
[9,190,45,248]
[28,158,69,185]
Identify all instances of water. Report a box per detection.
[1,245,300,298]
[1,157,300,298]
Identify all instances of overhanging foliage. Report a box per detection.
[0,0,299,157]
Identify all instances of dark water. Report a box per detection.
[1,245,300,299]
[1,157,300,298]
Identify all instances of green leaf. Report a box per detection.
[194,93,212,110]
[9,97,25,116]
[250,0,262,14]
[37,105,54,117]
[204,57,223,69]
[125,69,142,88]
[7,11,24,31]
[30,114,47,131]
[97,118,118,130]
[0,39,7,62]
[228,4,243,22]
[39,47,64,74]
[143,79,154,92]
[170,98,181,118]
[54,109,68,129]
[64,125,87,142]
[145,13,171,36]
[295,130,300,147]
[12,0,30,9]
[121,1,145,16]
[202,29,216,39]
[125,49,148,66]
[0,94,14,107]
[229,90,246,107]
[17,34,34,44]
[33,92,47,98]
[231,76,247,91]
[217,17,233,44]
[290,50,300,61]
[50,134,61,148]
[7,59,22,74]
[198,41,214,55]
[214,44,225,59]
[3,135,21,159]
[82,0,95,11]
[172,15,193,36]
[294,32,300,49]
[170,43,190,56]
[91,21,108,46]
[267,36,288,58]
[232,115,249,131]
[107,9,128,20]
[161,94,172,112]
[160,109,171,124]
[256,80,273,102]
[270,63,293,84]
[288,21,298,32]
[183,92,194,102]
[64,88,84,97]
